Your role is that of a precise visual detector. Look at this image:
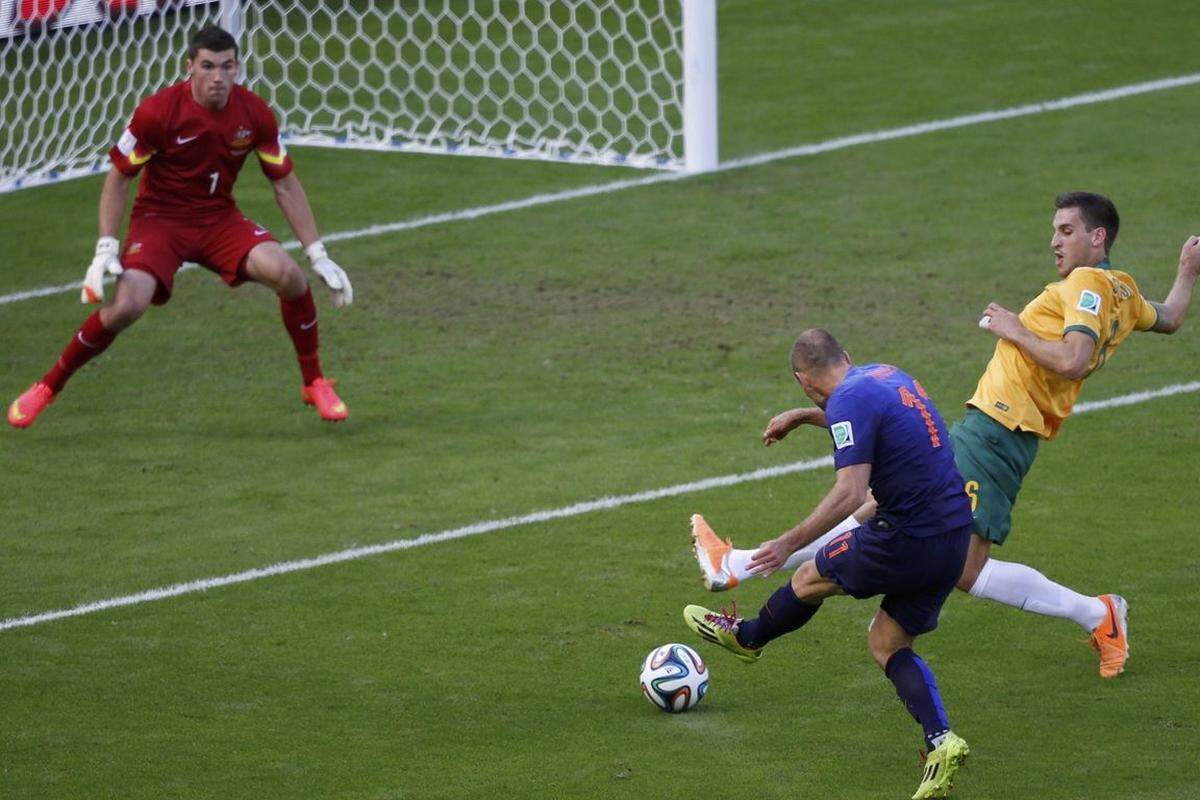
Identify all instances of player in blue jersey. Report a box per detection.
[684,329,972,800]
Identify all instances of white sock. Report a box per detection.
[968,558,1107,631]
[726,514,860,582]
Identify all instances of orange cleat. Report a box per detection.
[8,381,56,429]
[692,513,739,591]
[301,377,349,422]
[1089,594,1129,678]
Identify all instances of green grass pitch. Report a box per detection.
[2,2,1199,798]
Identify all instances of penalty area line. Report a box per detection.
[1,380,1197,633]
[3,70,1200,308]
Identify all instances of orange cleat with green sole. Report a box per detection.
[301,377,348,422]
[8,382,56,429]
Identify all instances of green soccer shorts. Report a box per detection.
[949,408,1040,545]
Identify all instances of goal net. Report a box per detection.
[0,0,716,194]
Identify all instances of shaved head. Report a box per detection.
[791,328,848,373]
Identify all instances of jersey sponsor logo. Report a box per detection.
[117,128,137,156]
[830,421,854,449]
[1077,289,1102,316]
[993,400,1009,412]
[126,242,142,255]
[176,134,199,145]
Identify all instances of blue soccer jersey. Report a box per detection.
[824,364,973,538]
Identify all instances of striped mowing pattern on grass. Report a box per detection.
[3,70,1199,309]
[1,380,1196,633]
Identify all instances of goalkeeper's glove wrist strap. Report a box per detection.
[96,236,120,256]
[305,240,328,263]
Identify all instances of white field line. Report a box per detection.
[2,380,1198,633]
[0,455,832,633]
[1072,379,1200,413]
[3,71,1199,308]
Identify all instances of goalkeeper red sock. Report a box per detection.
[280,287,323,385]
[42,311,118,393]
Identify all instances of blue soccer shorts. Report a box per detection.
[814,519,971,636]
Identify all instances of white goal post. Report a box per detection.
[0,0,717,194]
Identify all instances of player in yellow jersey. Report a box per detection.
[950,192,1199,678]
[693,192,1200,679]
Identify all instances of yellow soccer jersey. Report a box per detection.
[968,263,1158,440]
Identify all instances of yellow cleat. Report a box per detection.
[682,603,761,663]
[913,732,970,800]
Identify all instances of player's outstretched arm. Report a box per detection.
[747,462,871,576]
[81,168,133,303]
[271,172,353,307]
[1148,235,1200,334]
[979,302,1095,379]
[762,406,827,446]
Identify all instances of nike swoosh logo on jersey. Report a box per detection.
[176,135,199,145]
[253,228,268,236]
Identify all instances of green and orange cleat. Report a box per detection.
[8,381,56,429]
[301,377,349,422]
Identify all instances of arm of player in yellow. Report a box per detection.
[1147,235,1200,334]
[981,300,1096,380]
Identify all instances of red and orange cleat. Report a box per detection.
[8,381,56,429]
[1089,594,1129,678]
[301,377,348,422]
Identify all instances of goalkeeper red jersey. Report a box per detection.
[109,80,293,219]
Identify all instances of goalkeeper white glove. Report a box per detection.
[306,240,353,308]
[81,236,124,304]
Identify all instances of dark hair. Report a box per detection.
[791,329,848,373]
[188,26,238,60]
[1055,191,1119,253]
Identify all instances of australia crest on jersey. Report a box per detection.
[230,126,254,149]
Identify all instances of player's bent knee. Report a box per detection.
[277,260,308,299]
[790,561,840,603]
[101,273,155,330]
[246,243,307,298]
[956,534,991,592]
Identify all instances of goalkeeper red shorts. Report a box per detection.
[121,210,278,304]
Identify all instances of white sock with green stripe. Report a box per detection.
[969,558,1107,631]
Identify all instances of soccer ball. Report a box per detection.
[639,643,709,713]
